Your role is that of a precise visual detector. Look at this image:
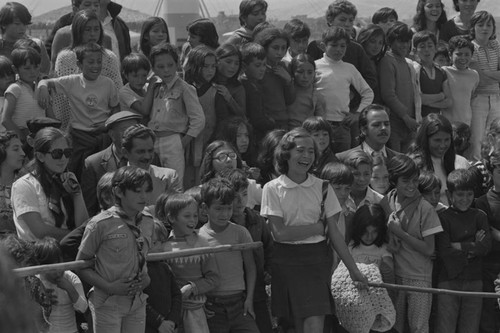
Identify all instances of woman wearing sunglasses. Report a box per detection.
[11,127,88,241]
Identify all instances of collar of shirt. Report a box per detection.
[322,54,343,64]
[164,74,179,90]
[278,174,315,189]
[362,142,387,158]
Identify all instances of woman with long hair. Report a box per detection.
[412,0,448,39]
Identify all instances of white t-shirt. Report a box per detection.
[261,174,341,244]
[349,242,392,267]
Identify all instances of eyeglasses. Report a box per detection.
[213,152,237,162]
[47,148,73,160]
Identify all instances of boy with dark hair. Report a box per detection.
[435,168,491,333]
[315,26,374,153]
[198,178,259,333]
[220,168,274,333]
[475,150,500,333]
[371,7,398,34]
[38,42,120,179]
[283,18,311,63]
[379,22,419,152]
[239,42,273,143]
[434,41,451,67]
[76,166,154,333]
[226,0,268,46]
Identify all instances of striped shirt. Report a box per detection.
[471,39,500,95]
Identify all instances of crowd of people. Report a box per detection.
[0,0,500,332]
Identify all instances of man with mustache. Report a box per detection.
[336,104,400,162]
[121,124,182,206]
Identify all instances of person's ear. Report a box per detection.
[26,136,35,148]
[76,60,83,71]
[35,151,45,163]
[319,42,326,52]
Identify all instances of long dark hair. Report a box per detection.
[183,45,217,86]
[140,17,170,57]
[350,204,387,248]
[71,10,103,48]
[412,0,447,32]
[199,140,243,184]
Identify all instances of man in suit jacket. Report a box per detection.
[121,124,182,206]
[336,104,400,162]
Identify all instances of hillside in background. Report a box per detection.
[32,5,150,24]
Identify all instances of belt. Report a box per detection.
[206,292,244,305]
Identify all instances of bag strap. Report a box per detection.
[320,181,328,226]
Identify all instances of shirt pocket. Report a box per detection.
[103,235,130,262]
[165,90,185,117]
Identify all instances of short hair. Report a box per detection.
[283,18,311,39]
[418,170,442,193]
[149,41,178,67]
[215,44,242,82]
[239,0,268,26]
[448,35,474,54]
[161,192,197,222]
[453,0,480,12]
[290,53,316,74]
[121,124,156,152]
[187,18,219,49]
[470,11,496,40]
[253,27,290,51]
[0,56,14,78]
[0,234,37,266]
[386,22,413,45]
[13,38,41,54]
[357,104,389,143]
[11,47,41,68]
[0,2,31,33]
[350,204,387,248]
[434,41,450,61]
[96,171,115,210]
[73,42,103,63]
[218,168,249,192]
[372,7,398,24]
[322,26,351,45]
[0,131,18,167]
[320,161,354,185]
[387,155,420,187]
[112,166,153,204]
[412,30,437,49]
[452,121,471,154]
[344,150,373,170]
[71,10,103,48]
[201,177,235,207]
[447,168,476,193]
[121,52,151,75]
[275,127,318,175]
[240,42,266,64]
[139,17,170,57]
[184,186,202,204]
[33,237,61,265]
[325,0,357,24]
[302,116,333,143]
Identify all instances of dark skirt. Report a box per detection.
[271,240,333,320]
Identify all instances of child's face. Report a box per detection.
[424,0,443,23]
[351,164,372,193]
[293,61,315,88]
[217,55,240,79]
[456,0,479,16]
[236,124,249,154]
[324,39,348,61]
[148,22,168,47]
[415,39,436,64]
[395,175,419,200]
[451,47,472,70]
[171,202,198,237]
[244,57,266,81]
[205,199,233,229]
[434,54,450,67]
[364,34,384,58]
[329,13,355,32]
[243,5,266,30]
[266,38,288,65]
[16,59,40,84]
[187,32,202,48]
[201,55,217,82]
[78,0,100,13]
[0,73,15,93]
[82,19,101,44]
[152,53,177,83]
[377,16,397,34]
[117,183,150,215]
[290,36,309,56]
[370,164,389,195]
[2,17,26,42]
[332,183,351,206]
[390,39,411,58]
[474,19,495,41]
[361,225,379,246]
[125,68,148,91]
[287,137,315,176]
[311,130,330,153]
[212,145,237,173]
[428,130,451,159]
[232,188,248,218]
[448,189,474,211]
[422,187,441,207]
[4,138,25,171]
[77,51,102,81]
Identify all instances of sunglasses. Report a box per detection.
[213,152,237,162]
[47,148,73,160]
